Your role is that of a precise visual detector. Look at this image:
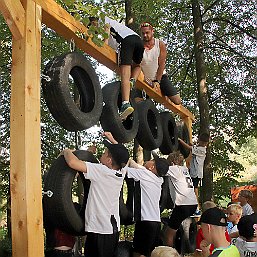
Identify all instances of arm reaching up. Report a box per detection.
[178,138,192,150]
[103,131,118,144]
[62,149,87,173]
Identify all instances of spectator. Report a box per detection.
[198,207,240,256]
[234,213,257,256]
[178,132,209,215]
[126,152,169,257]
[227,204,243,241]
[135,22,181,105]
[238,189,254,216]
[60,132,129,257]
[151,246,180,257]
[88,16,144,120]
[164,151,198,247]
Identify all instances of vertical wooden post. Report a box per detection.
[10,0,44,256]
[183,116,193,167]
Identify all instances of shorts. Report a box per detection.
[120,35,144,65]
[133,74,178,98]
[133,221,161,256]
[84,232,119,257]
[192,177,201,188]
[168,205,197,230]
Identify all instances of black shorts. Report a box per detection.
[167,205,197,230]
[120,35,144,65]
[133,74,178,98]
[133,221,161,256]
[84,232,119,257]
[192,177,201,188]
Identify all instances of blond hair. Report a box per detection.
[167,151,184,166]
[227,203,243,216]
[239,189,253,200]
[151,246,180,257]
[202,201,216,212]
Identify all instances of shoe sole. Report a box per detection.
[120,107,134,120]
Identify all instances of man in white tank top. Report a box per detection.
[137,22,181,105]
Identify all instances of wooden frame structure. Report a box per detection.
[0,0,195,256]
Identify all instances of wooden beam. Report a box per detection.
[0,0,25,40]
[32,0,194,120]
[10,0,44,257]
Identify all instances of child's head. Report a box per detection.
[198,132,209,146]
[238,189,253,206]
[227,204,242,224]
[167,151,184,166]
[238,213,257,241]
[151,246,180,257]
[202,201,216,212]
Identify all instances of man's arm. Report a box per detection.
[62,149,87,173]
[178,138,192,150]
[103,131,118,144]
[155,40,167,81]
[128,159,144,169]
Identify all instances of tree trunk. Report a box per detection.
[125,0,136,30]
[192,0,213,202]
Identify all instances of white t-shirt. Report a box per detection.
[234,237,257,257]
[83,162,126,234]
[190,145,207,178]
[242,203,254,217]
[166,165,198,206]
[126,166,163,222]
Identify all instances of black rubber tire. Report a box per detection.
[114,241,133,257]
[159,112,178,155]
[119,177,135,226]
[42,52,103,131]
[43,150,98,235]
[136,99,163,150]
[100,82,139,143]
[174,217,197,254]
[177,121,191,158]
[159,176,175,213]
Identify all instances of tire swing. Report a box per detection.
[174,217,197,254]
[159,176,175,213]
[42,52,103,131]
[159,112,178,155]
[43,150,98,235]
[176,121,190,158]
[100,81,139,143]
[135,99,163,150]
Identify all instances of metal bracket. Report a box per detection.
[42,190,53,198]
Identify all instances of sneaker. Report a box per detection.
[120,103,134,120]
[194,210,202,216]
[130,78,136,88]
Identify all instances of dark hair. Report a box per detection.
[199,133,209,143]
[87,17,99,28]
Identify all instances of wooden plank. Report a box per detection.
[32,0,194,120]
[10,0,44,257]
[0,0,25,40]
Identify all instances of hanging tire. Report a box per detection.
[136,99,163,150]
[177,121,190,158]
[159,112,178,155]
[119,177,135,226]
[159,176,174,213]
[43,150,98,235]
[42,52,103,131]
[100,82,139,143]
[174,217,197,254]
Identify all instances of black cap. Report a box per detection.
[238,213,257,240]
[152,151,169,177]
[103,140,129,169]
[198,207,227,226]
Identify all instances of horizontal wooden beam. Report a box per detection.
[0,0,25,40]
[31,0,194,120]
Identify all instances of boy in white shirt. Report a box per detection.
[234,213,257,257]
[126,152,169,257]
[227,203,243,241]
[238,189,254,217]
[61,132,129,257]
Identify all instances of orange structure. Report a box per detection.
[0,1,195,256]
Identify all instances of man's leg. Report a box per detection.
[168,94,181,105]
[131,63,141,82]
[119,64,134,120]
